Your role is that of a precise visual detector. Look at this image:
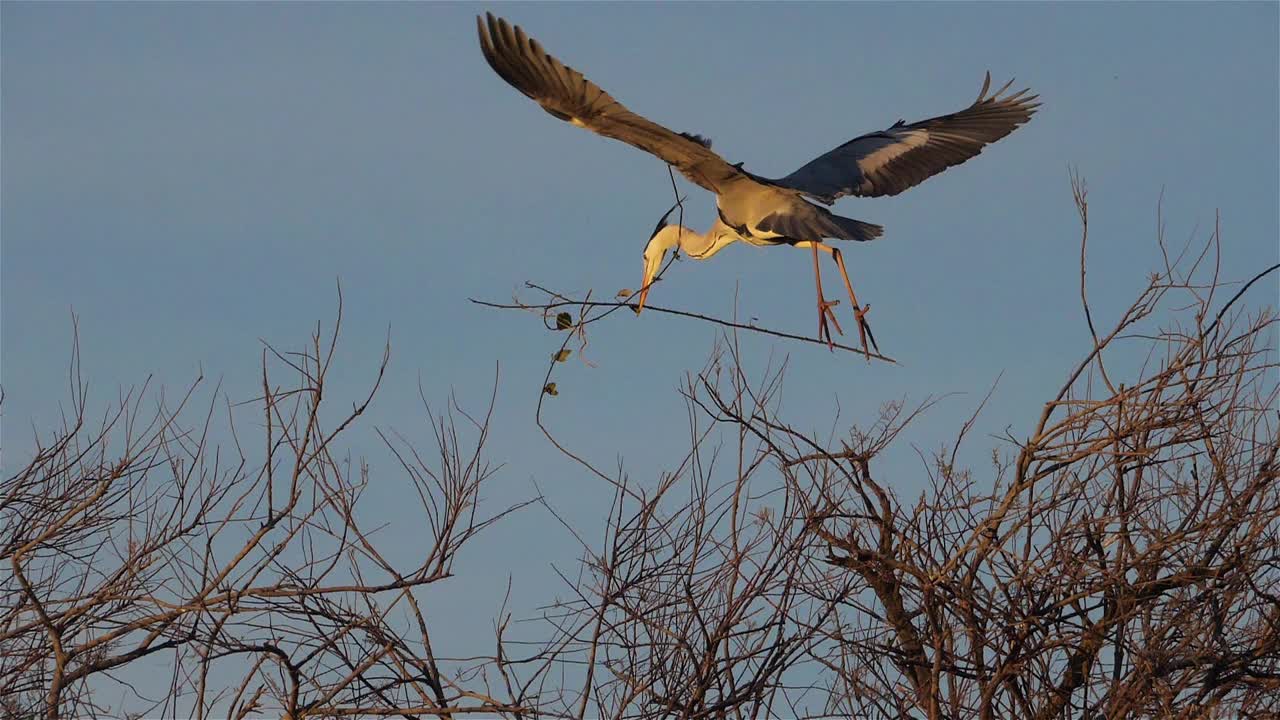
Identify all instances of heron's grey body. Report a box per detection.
[718,176,885,246]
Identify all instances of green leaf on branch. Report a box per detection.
[555,312,573,330]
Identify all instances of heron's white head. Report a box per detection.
[638,203,685,314]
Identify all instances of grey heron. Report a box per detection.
[477,12,1039,354]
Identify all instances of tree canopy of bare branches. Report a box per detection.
[4,181,1277,719]
[2,305,530,719]
[481,179,1278,719]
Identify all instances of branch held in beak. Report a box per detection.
[638,196,686,314]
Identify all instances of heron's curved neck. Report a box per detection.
[671,220,737,260]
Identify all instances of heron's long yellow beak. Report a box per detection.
[637,256,662,314]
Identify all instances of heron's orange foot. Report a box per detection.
[817,299,844,350]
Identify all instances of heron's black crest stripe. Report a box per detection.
[648,212,670,242]
[648,198,685,243]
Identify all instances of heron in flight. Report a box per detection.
[476,13,1039,354]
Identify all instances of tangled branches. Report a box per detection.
[506,181,1278,719]
[2,298,530,720]
[4,181,1276,719]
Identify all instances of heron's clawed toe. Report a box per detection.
[818,317,835,350]
[817,298,845,350]
[862,322,879,355]
[850,304,878,357]
[822,301,844,327]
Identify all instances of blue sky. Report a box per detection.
[3,0,1277,685]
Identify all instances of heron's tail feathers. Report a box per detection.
[757,207,884,243]
[824,212,884,243]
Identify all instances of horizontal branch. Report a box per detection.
[469,296,896,364]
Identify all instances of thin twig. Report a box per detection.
[469,297,896,363]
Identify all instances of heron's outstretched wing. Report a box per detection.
[775,74,1040,204]
[477,13,743,193]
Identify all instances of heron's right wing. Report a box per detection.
[775,73,1039,204]
[477,13,742,193]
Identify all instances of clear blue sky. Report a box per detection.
[3,0,1277,688]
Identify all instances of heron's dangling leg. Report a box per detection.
[797,242,875,356]
[830,247,877,355]
[806,241,843,350]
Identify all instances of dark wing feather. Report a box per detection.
[775,73,1040,203]
[756,203,883,243]
[477,13,742,193]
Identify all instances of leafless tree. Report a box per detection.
[496,178,1278,719]
[2,295,534,719]
[796,178,1279,719]
[4,179,1277,720]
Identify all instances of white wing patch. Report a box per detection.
[858,130,930,175]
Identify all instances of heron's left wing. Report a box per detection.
[775,74,1040,204]
[477,13,743,193]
